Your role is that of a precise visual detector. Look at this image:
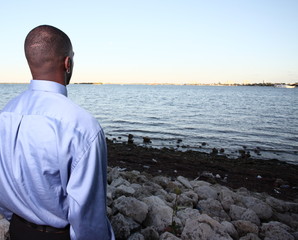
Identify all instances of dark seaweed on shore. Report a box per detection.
[106,139,298,201]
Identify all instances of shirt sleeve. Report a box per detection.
[66,129,114,240]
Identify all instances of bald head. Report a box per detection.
[25,25,74,85]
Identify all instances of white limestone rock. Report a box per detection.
[114,196,149,223]
[111,213,140,240]
[143,196,173,232]
[114,184,136,198]
[194,185,218,200]
[0,219,9,240]
[241,196,273,220]
[232,220,259,237]
[107,167,120,184]
[260,221,295,240]
[273,212,298,230]
[190,180,211,188]
[266,196,289,213]
[221,220,239,240]
[177,190,198,208]
[111,176,130,187]
[141,227,159,240]
[128,232,145,240]
[120,170,142,183]
[159,232,181,240]
[181,214,233,240]
[229,204,260,226]
[165,181,184,194]
[176,208,201,227]
[177,176,193,189]
[219,188,237,211]
[198,199,231,221]
[239,233,261,240]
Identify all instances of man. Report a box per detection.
[0,25,114,240]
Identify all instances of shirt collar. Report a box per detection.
[29,80,68,97]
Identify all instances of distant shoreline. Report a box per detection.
[0,82,297,87]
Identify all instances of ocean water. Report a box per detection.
[1,84,297,164]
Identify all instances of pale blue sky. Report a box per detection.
[0,0,297,84]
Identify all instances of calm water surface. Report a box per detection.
[1,84,297,164]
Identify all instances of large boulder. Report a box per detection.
[198,199,230,221]
[177,176,193,189]
[111,213,140,240]
[0,218,9,240]
[159,232,181,240]
[176,208,200,227]
[239,233,261,240]
[114,196,149,223]
[181,214,233,240]
[194,185,218,200]
[143,196,173,232]
[260,221,295,240]
[140,227,159,240]
[229,204,260,226]
[232,220,259,237]
[241,196,273,220]
[177,190,198,208]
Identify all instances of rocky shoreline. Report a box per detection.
[107,140,298,201]
[1,140,298,240]
[106,167,298,239]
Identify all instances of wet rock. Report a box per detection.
[211,148,218,154]
[143,137,151,144]
[128,134,134,144]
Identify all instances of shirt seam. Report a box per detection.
[70,129,103,171]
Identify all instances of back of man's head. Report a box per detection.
[24,25,72,75]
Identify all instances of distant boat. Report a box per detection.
[274,84,296,88]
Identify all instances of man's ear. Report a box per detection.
[64,56,71,73]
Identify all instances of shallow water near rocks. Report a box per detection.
[1,84,297,164]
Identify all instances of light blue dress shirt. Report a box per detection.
[0,80,115,240]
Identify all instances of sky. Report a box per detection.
[0,0,297,84]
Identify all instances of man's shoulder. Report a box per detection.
[53,96,102,133]
[3,89,102,136]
